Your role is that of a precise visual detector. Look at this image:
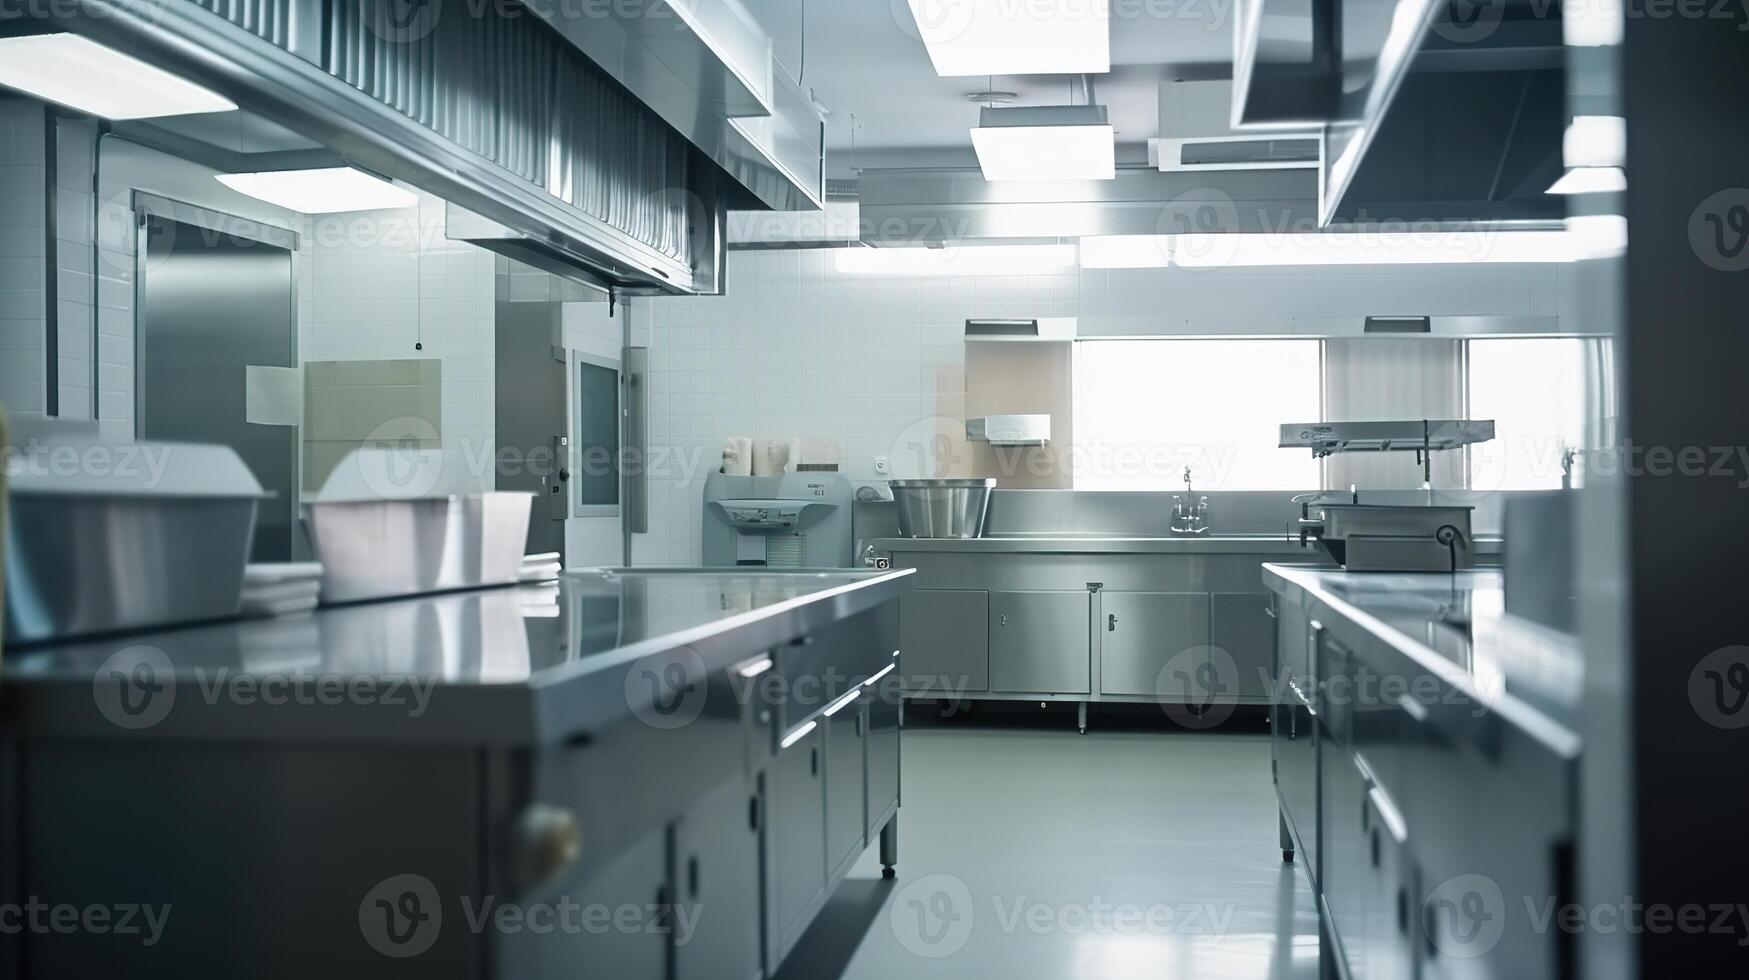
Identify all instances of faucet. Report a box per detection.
[1170,467,1211,536]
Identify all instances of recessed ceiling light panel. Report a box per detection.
[216,167,419,214]
[971,105,1116,182]
[907,0,1110,76]
[0,33,236,120]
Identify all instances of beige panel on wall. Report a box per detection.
[1323,338,1465,491]
[964,341,1074,489]
[303,358,443,492]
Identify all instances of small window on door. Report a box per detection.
[574,357,621,511]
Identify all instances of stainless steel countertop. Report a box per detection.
[875,535,1504,556]
[1263,563,1581,753]
[0,567,915,746]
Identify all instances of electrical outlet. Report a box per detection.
[873,456,891,476]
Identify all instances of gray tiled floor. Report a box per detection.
[777,725,1320,980]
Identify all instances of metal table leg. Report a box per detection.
[880,813,899,879]
[1280,811,1296,863]
[1077,700,1088,734]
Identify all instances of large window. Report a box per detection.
[1467,338,1592,491]
[1072,340,1323,491]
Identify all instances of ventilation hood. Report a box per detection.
[1232,0,1566,227]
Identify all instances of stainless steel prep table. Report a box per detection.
[1264,564,1581,980]
[0,567,913,980]
[874,535,1501,731]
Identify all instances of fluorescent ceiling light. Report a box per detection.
[834,244,1077,276]
[1081,231,1600,268]
[217,167,419,213]
[0,33,236,120]
[1564,10,1623,46]
[907,0,1109,76]
[1567,214,1628,260]
[1548,167,1627,195]
[1078,236,1172,269]
[971,105,1114,182]
[1564,115,1627,169]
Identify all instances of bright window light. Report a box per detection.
[833,244,1077,276]
[1468,338,1592,491]
[0,33,236,120]
[216,167,419,214]
[1547,167,1626,195]
[1073,340,1323,491]
[1088,231,1589,268]
[1564,115,1626,169]
[971,124,1115,181]
[907,0,1109,76]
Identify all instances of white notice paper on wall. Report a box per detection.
[245,365,302,426]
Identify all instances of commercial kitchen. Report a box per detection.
[0,0,1741,977]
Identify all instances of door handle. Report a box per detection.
[1107,614,1117,632]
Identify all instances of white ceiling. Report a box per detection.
[743,0,1234,164]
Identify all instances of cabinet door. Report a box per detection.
[769,725,826,962]
[990,591,1090,694]
[1101,592,1210,698]
[824,702,868,879]
[1211,593,1276,703]
[865,679,901,838]
[900,590,989,695]
[675,779,762,980]
[502,830,669,980]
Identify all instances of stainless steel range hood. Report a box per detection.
[1232,0,1566,227]
[15,0,778,295]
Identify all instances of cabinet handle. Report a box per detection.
[688,855,700,899]
[810,746,819,776]
[749,795,760,831]
[1107,613,1117,632]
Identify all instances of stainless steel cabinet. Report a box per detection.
[900,590,989,695]
[675,779,762,980]
[1273,612,1319,883]
[1211,593,1276,703]
[503,831,669,980]
[1101,592,1210,698]
[990,591,1090,694]
[866,681,901,838]
[824,700,868,880]
[769,725,826,961]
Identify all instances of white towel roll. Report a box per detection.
[751,439,791,477]
[721,437,754,476]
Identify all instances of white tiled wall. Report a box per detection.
[630,249,1571,565]
[0,99,46,417]
[296,192,498,491]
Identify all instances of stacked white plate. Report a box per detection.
[241,563,325,618]
[519,552,563,583]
